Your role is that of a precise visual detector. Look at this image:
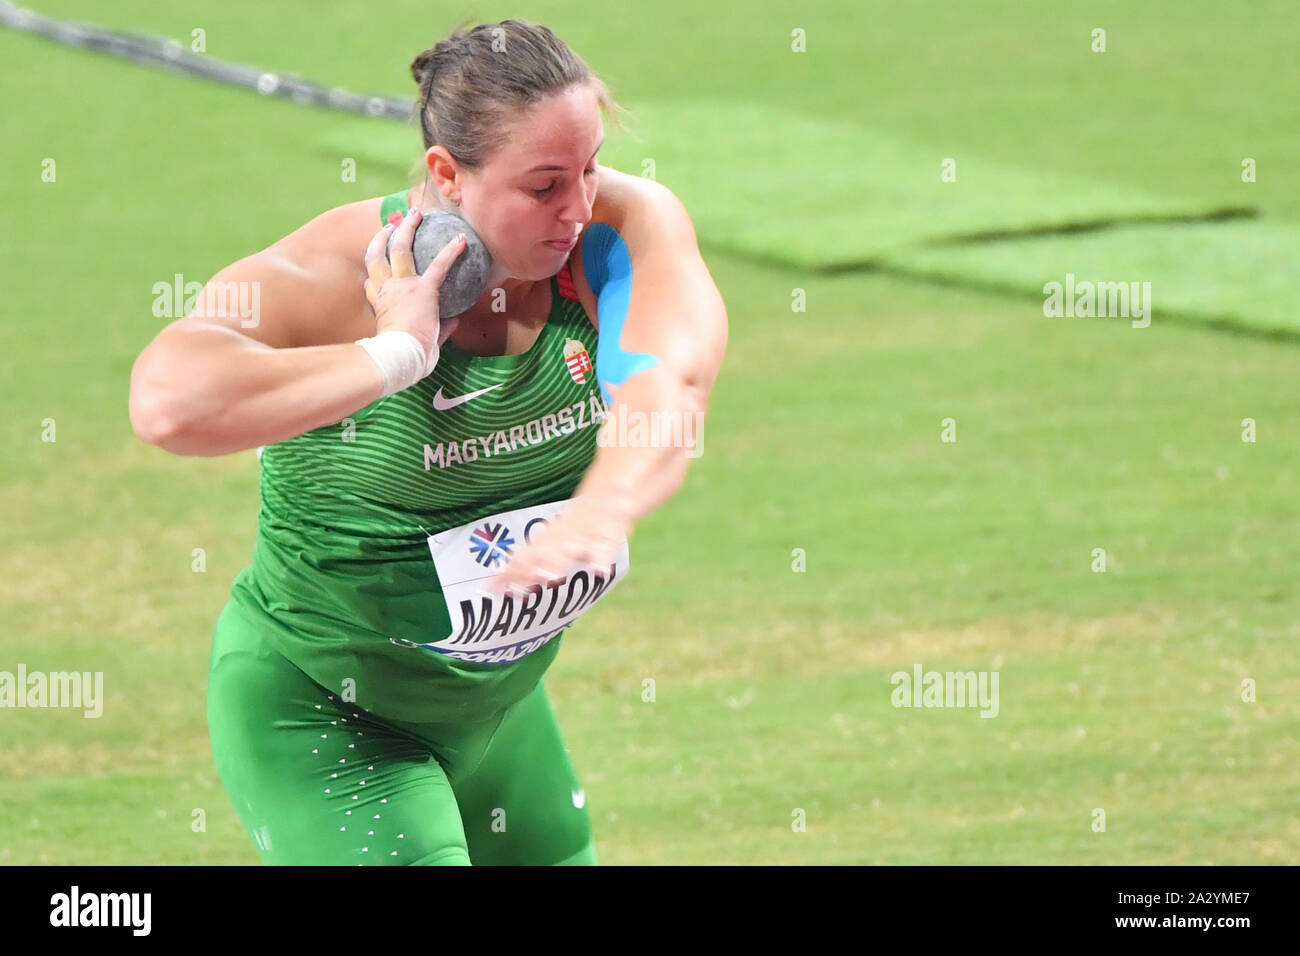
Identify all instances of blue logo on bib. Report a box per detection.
[468,522,515,568]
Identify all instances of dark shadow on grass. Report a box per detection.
[701,207,1298,346]
[811,207,1260,276]
[873,262,1300,347]
[913,205,1259,249]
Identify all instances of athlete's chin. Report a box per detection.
[512,266,554,282]
[516,249,570,279]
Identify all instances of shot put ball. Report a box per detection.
[387,210,493,318]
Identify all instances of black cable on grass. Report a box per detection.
[0,0,415,120]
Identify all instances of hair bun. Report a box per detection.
[411,33,470,87]
[410,49,437,86]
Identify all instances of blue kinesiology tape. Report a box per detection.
[581,223,660,406]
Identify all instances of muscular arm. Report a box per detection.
[128,201,386,456]
[573,178,728,524]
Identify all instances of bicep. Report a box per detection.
[160,246,365,352]
[586,185,728,408]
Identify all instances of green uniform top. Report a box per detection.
[227,189,607,724]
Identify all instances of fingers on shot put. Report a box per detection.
[363,223,398,308]
[393,210,491,316]
[422,232,469,289]
[388,208,422,278]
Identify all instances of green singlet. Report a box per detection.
[235,190,609,725]
[205,190,607,864]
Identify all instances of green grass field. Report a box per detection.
[1,0,1297,864]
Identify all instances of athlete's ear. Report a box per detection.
[425,146,462,206]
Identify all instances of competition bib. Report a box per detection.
[423,498,630,665]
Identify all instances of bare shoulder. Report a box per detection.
[275,194,393,264]
[215,196,392,349]
[570,167,696,328]
[588,166,687,236]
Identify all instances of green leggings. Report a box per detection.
[207,598,597,865]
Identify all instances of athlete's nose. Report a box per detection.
[558,178,594,231]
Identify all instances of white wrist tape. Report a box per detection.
[356,330,434,397]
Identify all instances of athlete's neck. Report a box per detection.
[458,272,549,325]
[485,265,537,302]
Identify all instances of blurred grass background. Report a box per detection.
[0,0,1297,864]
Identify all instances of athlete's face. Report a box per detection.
[425,84,603,282]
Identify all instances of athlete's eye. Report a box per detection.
[531,168,596,199]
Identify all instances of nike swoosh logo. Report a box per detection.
[571,788,586,809]
[432,383,503,411]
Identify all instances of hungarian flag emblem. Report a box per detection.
[563,337,593,384]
